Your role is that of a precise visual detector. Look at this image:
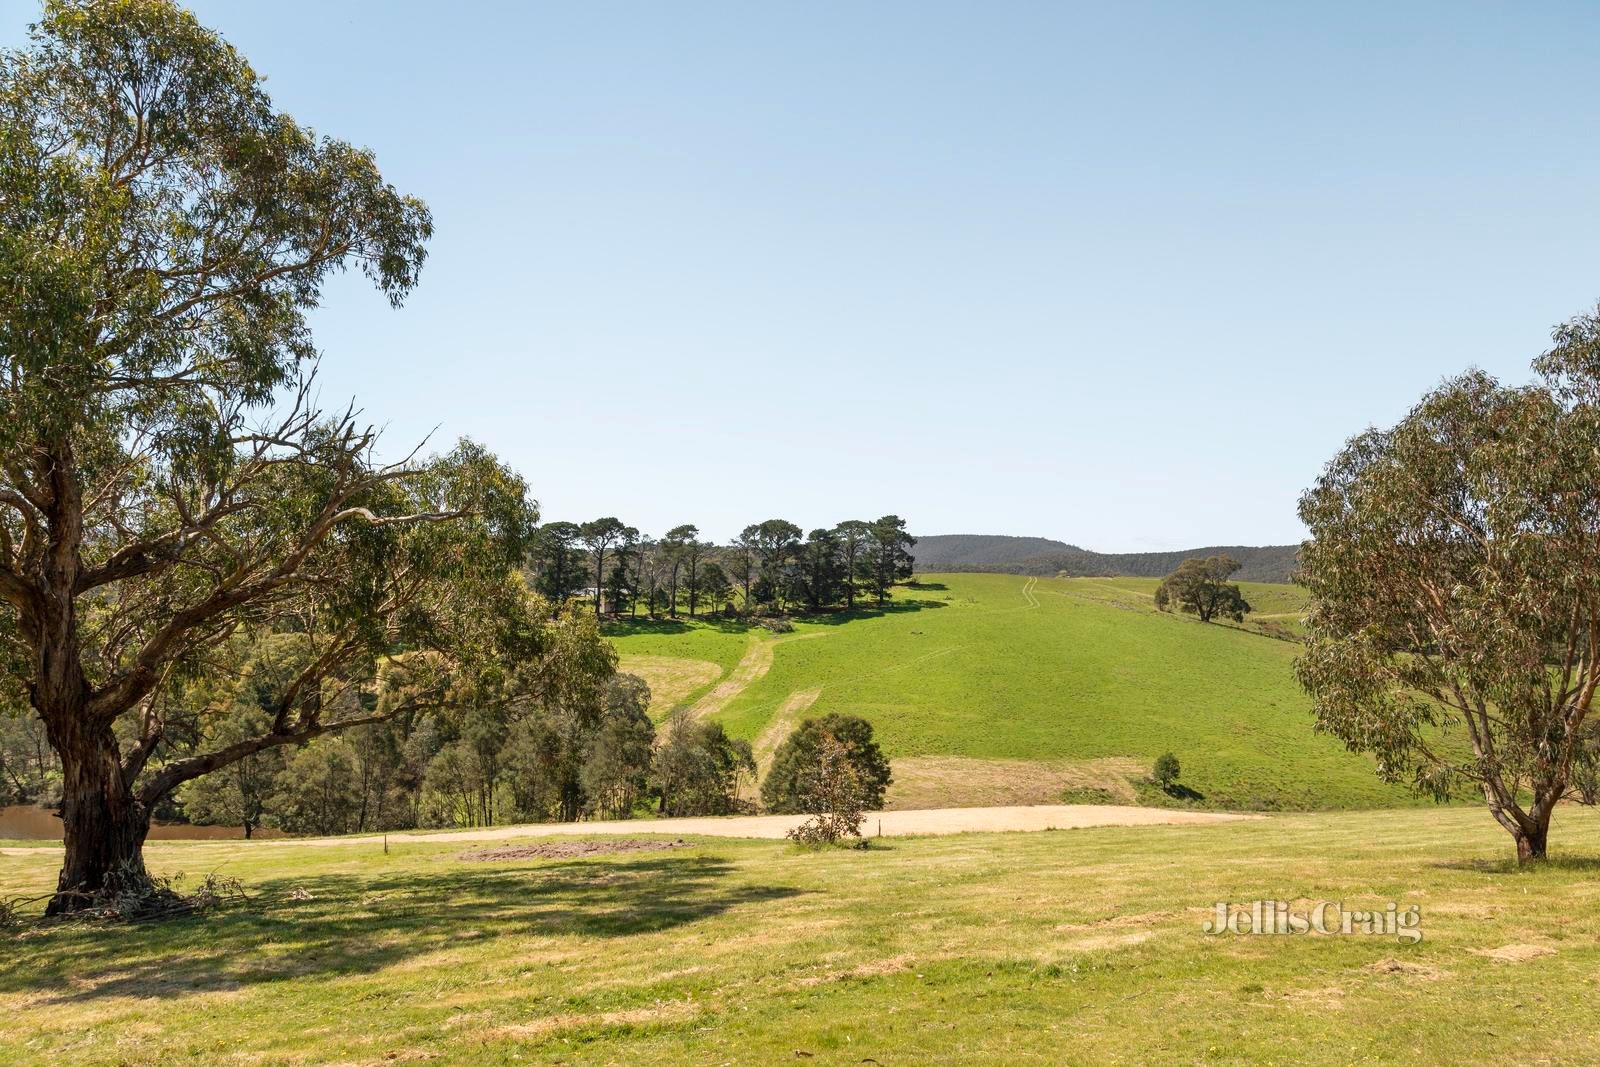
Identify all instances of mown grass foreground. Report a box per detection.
[5,807,1600,1064]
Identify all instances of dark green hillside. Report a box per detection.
[913,535,1298,583]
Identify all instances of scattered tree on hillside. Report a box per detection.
[699,562,733,615]
[0,0,543,914]
[862,516,917,606]
[1154,556,1251,623]
[628,536,664,618]
[1152,752,1181,793]
[743,520,804,612]
[681,536,711,617]
[602,525,641,617]
[1297,308,1600,864]
[835,521,871,609]
[762,713,892,815]
[727,533,758,611]
[662,525,696,618]
[799,528,845,611]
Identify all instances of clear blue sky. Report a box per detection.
[9,1,1600,549]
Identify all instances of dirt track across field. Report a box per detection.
[0,805,1258,855]
[682,631,829,721]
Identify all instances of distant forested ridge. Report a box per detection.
[912,535,1299,584]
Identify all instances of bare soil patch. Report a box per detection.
[1367,958,1450,980]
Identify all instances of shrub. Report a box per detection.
[1153,752,1181,791]
[784,733,870,847]
[763,713,892,815]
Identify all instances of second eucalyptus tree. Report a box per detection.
[1299,307,1600,864]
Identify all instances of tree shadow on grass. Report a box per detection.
[5,853,802,1004]
[603,594,947,637]
[603,616,752,637]
[794,599,949,627]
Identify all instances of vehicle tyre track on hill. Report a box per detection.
[983,575,1040,615]
[746,643,964,775]
[752,687,822,772]
[684,631,828,722]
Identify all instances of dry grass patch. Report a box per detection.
[616,655,722,718]
[684,632,830,722]
[487,1001,701,1040]
[884,755,1147,809]
[1470,943,1557,963]
[752,688,822,771]
[1061,930,1154,951]
[1366,958,1451,980]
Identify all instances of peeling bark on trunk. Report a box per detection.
[47,726,153,915]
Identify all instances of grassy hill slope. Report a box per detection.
[609,573,1421,811]
[913,534,1299,583]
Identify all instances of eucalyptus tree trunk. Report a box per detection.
[1515,823,1549,865]
[1482,776,1557,866]
[46,718,154,915]
[27,439,158,914]
[1510,795,1554,865]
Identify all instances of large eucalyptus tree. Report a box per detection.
[1298,308,1600,863]
[0,0,535,912]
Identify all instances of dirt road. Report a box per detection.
[0,804,1257,856]
[38,804,1249,854]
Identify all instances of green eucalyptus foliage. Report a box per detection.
[1297,307,1600,860]
[652,714,754,817]
[0,1,538,904]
